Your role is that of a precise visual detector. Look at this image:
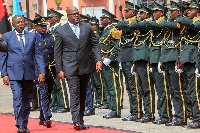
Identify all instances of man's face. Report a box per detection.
[124,9,135,19]
[170,10,180,20]
[12,16,25,33]
[154,10,164,20]
[25,23,34,31]
[139,12,148,21]
[91,24,97,31]
[67,9,80,24]
[35,25,47,34]
[100,17,111,27]
[188,8,199,19]
[48,16,59,25]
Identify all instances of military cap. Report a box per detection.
[89,16,99,25]
[48,9,64,18]
[33,15,48,26]
[80,14,91,22]
[124,1,140,11]
[182,1,190,9]
[169,1,181,11]
[152,1,164,11]
[34,13,42,20]
[189,0,200,9]
[112,19,119,25]
[47,10,51,18]
[139,4,152,15]
[100,9,117,19]
[24,17,33,23]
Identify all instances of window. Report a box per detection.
[32,4,37,10]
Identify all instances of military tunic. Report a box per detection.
[99,24,122,115]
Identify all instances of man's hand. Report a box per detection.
[38,73,45,85]
[96,61,102,72]
[3,76,9,86]
[103,58,111,66]
[58,71,65,80]
[158,62,164,73]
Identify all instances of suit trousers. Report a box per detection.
[66,74,90,124]
[85,78,94,111]
[10,80,33,128]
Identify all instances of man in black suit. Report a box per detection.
[54,6,102,130]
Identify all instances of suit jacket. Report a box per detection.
[35,33,55,79]
[0,30,45,80]
[54,22,102,76]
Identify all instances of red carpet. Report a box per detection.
[0,114,137,133]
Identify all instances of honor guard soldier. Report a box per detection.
[33,16,55,128]
[89,16,104,109]
[116,1,142,121]
[148,2,173,124]
[99,9,122,119]
[24,17,34,31]
[159,1,187,126]
[176,0,200,128]
[47,9,70,113]
[125,4,155,123]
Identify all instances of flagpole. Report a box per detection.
[26,0,29,18]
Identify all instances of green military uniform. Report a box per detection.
[116,1,142,121]
[128,5,155,122]
[159,1,186,125]
[148,2,173,123]
[176,0,200,128]
[99,9,122,117]
[47,9,70,113]
[89,17,103,108]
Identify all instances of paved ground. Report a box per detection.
[0,79,200,133]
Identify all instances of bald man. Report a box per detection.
[54,6,102,130]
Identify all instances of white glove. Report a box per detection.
[103,58,111,66]
[195,68,200,78]
[147,66,153,72]
[175,65,183,73]
[119,62,122,70]
[158,62,163,73]
[131,64,136,75]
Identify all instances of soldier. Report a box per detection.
[48,9,70,113]
[89,16,103,109]
[176,0,200,128]
[33,16,55,128]
[99,9,122,118]
[148,1,173,124]
[24,17,34,31]
[159,1,187,126]
[116,1,142,121]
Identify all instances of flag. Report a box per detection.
[13,0,24,16]
[0,0,11,37]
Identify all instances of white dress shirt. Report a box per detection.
[68,21,80,37]
[15,30,25,45]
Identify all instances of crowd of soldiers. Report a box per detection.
[2,0,200,130]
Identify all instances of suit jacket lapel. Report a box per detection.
[78,22,85,45]
[24,31,29,52]
[11,31,22,51]
[64,23,78,43]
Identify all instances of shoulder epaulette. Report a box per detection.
[193,16,200,23]
[111,28,121,39]
[145,17,153,22]
[156,16,165,24]
[176,22,180,28]
[128,16,137,24]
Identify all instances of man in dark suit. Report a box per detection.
[54,6,102,130]
[0,15,45,133]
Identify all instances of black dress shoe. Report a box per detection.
[99,105,109,109]
[103,112,121,119]
[17,126,30,133]
[84,110,95,116]
[122,115,138,121]
[165,120,187,126]
[152,119,171,124]
[74,123,81,130]
[183,121,200,129]
[80,124,89,130]
[55,108,70,113]
[136,116,155,123]
[94,103,102,108]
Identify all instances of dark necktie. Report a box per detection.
[18,34,24,51]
